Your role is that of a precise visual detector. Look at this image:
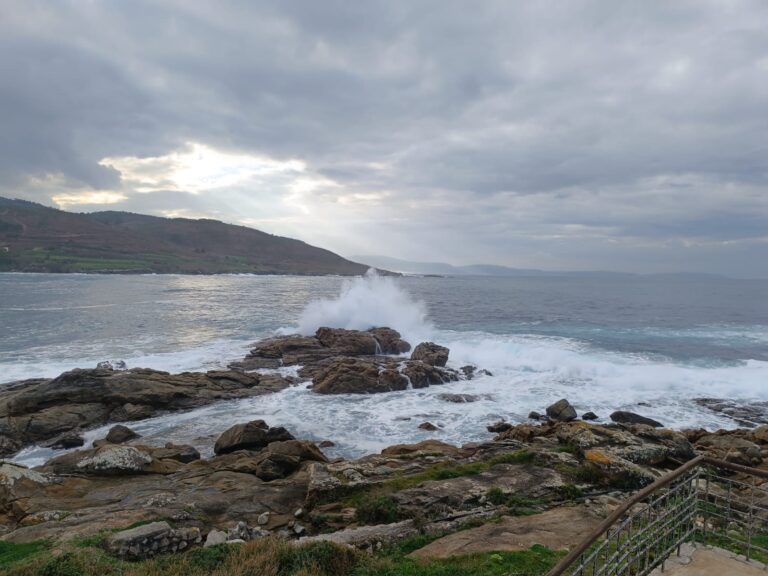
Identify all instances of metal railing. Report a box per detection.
[547,455,768,576]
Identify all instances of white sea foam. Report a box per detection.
[283,270,433,343]
[12,327,768,468]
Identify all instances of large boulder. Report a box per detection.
[104,424,141,444]
[546,399,577,422]
[410,342,449,367]
[234,327,412,371]
[312,358,408,394]
[610,411,662,428]
[213,420,295,455]
[402,360,458,388]
[369,327,411,354]
[0,368,291,457]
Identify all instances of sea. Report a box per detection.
[1,272,767,467]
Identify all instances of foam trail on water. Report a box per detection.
[283,270,433,343]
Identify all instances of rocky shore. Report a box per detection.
[1,326,767,573]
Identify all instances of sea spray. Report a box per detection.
[284,270,434,343]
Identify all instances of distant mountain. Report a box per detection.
[352,255,636,278]
[0,197,378,275]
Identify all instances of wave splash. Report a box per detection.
[286,270,433,343]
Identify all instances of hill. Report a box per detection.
[0,197,375,275]
[352,254,634,277]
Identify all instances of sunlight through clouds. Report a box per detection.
[99,142,306,194]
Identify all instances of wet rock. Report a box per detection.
[487,421,512,433]
[151,443,201,464]
[319,440,336,448]
[235,327,411,370]
[368,327,412,354]
[41,432,85,450]
[312,358,408,394]
[0,368,291,457]
[693,398,768,428]
[97,360,127,371]
[105,424,141,444]
[438,393,479,403]
[410,342,449,367]
[214,420,295,455]
[610,411,662,428]
[546,399,577,422]
[401,360,458,389]
[418,422,439,431]
[110,403,155,421]
[528,411,542,420]
[582,412,598,421]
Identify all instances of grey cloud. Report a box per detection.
[0,0,767,276]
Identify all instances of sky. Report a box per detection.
[1,1,767,277]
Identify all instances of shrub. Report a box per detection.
[356,496,401,525]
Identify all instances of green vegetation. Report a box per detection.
[355,495,401,525]
[1,536,562,576]
[0,541,48,569]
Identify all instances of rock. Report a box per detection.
[380,439,473,459]
[205,529,227,547]
[401,360,458,388]
[410,342,449,367]
[319,440,335,448]
[582,412,598,421]
[695,434,763,466]
[312,358,408,394]
[368,327,411,354]
[97,360,127,371]
[0,368,292,457]
[257,511,270,525]
[487,421,512,433]
[110,403,155,421]
[438,393,479,403]
[235,327,411,371]
[105,521,201,560]
[214,420,295,455]
[610,411,662,428]
[418,422,439,431]
[528,411,542,420]
[409,506,604,559]
[546,399,577,422]
[693,398,768,428]
[151,443,201,464]
[76,445,153,475]
[41,432,85,450]
[105,424,141,444]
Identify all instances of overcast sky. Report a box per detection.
[1,1,767,277]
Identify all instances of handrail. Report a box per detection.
[546,454,768,576]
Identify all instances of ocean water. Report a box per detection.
[1,272,767,467]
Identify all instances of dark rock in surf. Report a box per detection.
[582,412,598,421]
[528,411,542,420]
[487,420,512,433]
[105,424,141,445]
[546,399,577,422]
[41,432,85,450]
[312,358,408,394]
[214,420,295,455]
[438,393,479,403]
[610,411,662,428]
[232,327,411,371]
[410,342,449,367]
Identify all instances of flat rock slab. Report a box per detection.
[409,505,602,559]
[650,544,768,576]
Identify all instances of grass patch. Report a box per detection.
[0,541,48,568]
[354,543,563,576]
[356,495,401,525]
